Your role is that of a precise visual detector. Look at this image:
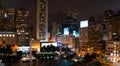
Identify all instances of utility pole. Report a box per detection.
[30,38,33,66]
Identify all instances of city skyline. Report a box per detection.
[0,0,120,65]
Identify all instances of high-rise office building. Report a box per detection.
[104,10,120,62]
[35,0,48,42]
[104,10,114,40]
[16,8,30,46]
[0,6,17,45]
[66,10,79,36]
[88,17,103,43]
[79,18,104,53]
[66,10,79,49]
[79,20,89,51]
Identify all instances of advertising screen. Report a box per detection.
[17,46,30,53]
[41,42,57,47]
[73,30,79,37]
[64,27,69,35]
[80,20,88,28]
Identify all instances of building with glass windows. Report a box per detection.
[16,8,30,46]
[0,32,16,45]
[35,0,48,42]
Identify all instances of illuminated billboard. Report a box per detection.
[17,46,30,53]
[80,20,88,28]
[41,42,57,47]
[64,27,69,35]
[73,30,79,37]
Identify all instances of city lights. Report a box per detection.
[0,0,120,66]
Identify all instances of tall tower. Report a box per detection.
[104,10,114,40]
[66,10,79,36]
[36,0,48,42]
[16,8,30,46]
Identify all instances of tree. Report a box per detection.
[40,45,57,53]
[32,51,36,56]
[84,53,91,62]
[6,45,13,54]
[41,46,46,52]
[16,51,23,59]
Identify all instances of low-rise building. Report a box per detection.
[0,31,16,45]
[57,35,75,49]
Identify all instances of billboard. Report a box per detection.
[64,27,69,35]
[41,42,57,47]
[17,46,30,53]
[80,20,88,28]
[73,30,79,37]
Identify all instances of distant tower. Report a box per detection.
[67,10,78,24]
[16,8,30,46]
[104,10,114,40]
[89,17,95,23]
[88,17,95,43]
[5,8,15,31]
[35,0,48,42]
[66,10,79,35]
[104,10,114,24]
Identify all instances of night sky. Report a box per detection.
[0,0,120,25]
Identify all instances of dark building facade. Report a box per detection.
[0,6,15,31]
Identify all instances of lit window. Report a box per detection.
[25,33,28,35]
[114,51,116,53]
[6,34,8,37]
[26,37,28,39]
[17,33,21,34]
[41,18,43,20]
[9,34,11,37]
[0,34,2,37]
[3,34,5,37]
[117,54,118,56]
[4,13,7,17]
[12,34,15,37]
[23,30,25,32]
[17,30,19,32]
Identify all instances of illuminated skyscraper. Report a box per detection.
[35,0,48,42]
[16,8,30,46]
